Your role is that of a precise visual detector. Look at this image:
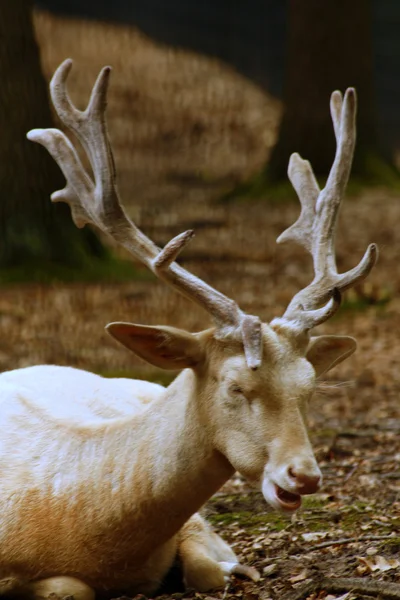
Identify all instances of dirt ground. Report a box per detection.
[4,9,400,600]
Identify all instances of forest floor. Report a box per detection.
[6,8,400,600]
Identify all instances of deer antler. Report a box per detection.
[27,60,263,368]
[277,88,378,329]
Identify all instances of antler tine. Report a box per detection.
[277,153,320,253]
[277,88,378,329]
[28,60,265,365]
[50,60,121,227]
[27,127,95,229]
[330,90,342,141]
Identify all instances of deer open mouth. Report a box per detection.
[274,484,302,511]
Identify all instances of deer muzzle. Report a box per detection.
[261,459,322,512]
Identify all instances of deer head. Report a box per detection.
[28,61,377,512]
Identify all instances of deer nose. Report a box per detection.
[288,466,321,494]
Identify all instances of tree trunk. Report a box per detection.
[0,0,105,267]
[268,0,379,181]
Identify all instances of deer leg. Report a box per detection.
[18,576,95,600]
[178,514,259,592]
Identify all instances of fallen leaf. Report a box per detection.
[357,555,400,572]
[289,569,308,583]
[301,532,328,542]
[358,475,378,487]
[263,563,278,576]
[371,514,390,522]
[252,542,263,550]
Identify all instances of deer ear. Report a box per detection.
[106,322,205,370]
[306,335,356,377]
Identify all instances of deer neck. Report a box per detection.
[92,369,233,549]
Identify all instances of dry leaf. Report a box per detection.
[358,475,378,487]
[371,514,389,522]
[263,563,278,576]
[252,542,263,550]
[357,555,400,572]
[289,569,308,583]
[301,531,328,542]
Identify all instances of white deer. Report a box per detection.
[0,60,376,600]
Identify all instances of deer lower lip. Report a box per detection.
[274,484,302,511]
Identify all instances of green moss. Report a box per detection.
[389,518,400,529]
[379,537,400,554]
[266,512,292,532]
[220,152,400,204]
[349,152,400,191]
[313,428,337,439]
[339,295,391,313]
[301,496,329,511]
[338,280,393,314]
[208,510,289,533]
[208,512,243,527]
[301,520,332,532]
[220,171,297,204]
[351,500,373,511]
[339,504,372,530]
[0,255,153,284]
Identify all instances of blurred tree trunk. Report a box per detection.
[0,0,105,268]
[268,0,381,181]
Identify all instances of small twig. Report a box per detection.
[221,581,230,600]
[371,520,392,528]
[305,534,399,552]
[343,462,359,482]
[282,576,400,600]
[335,429,379,438]
[301,512,341,523]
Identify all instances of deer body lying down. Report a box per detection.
[0,335,333,596]
[1,60,376,598]
[0,364,237,595]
